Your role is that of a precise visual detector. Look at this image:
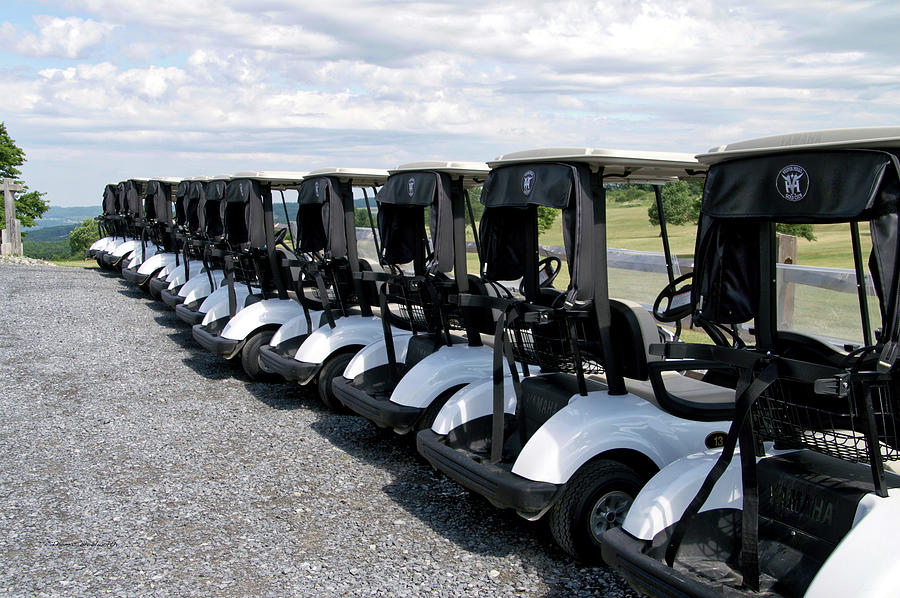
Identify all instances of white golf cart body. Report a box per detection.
[178,269,225,303]
[430,146,722,477]
[620,447,900,597]
[90,236,126,254]
[328,161,492,424]
[199,283,261,325]
[164,260,207,288]
[218,168,388,359]
[341,335,493,414]
[126,176,183,271]
[110,238,141,262]
[433,373,730,490]
[417,148,734,564]
[600,127,900,597]
[124,243,158,269]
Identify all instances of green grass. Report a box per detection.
[464,204,877,345]
[528,205,866,269]
[51,258,99,268]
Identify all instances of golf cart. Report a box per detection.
[416,148,735,563]
[148,177,212,300]
[172,176,234,324]
[100,178,147,271]
[190,171,307,377]
[87,183,126,263]
[252,167,389,384]
[136,179,190,292]
[294,161,490,413]
[121,177,181,288]
[600,127,900,598]
[161,176,230,309]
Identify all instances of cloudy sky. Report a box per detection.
[2,0,899,207]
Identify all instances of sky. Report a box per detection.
[2,0,899,208]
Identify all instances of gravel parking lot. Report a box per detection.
[0,263,637,597]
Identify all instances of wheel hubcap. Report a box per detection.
[589,490,633,540]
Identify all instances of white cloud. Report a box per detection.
[6,0,900,207]
[5,15,114,59]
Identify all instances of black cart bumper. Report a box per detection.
[121,265,151,286]
[258,338,317,382]
[333,377,422,431]
[416,429,562,516]
[601,527,718,598]
[161,286,186,307]
[101,251,124,269]
[175,300,206,326]
[148,275,171,298]
[192,319,242,358]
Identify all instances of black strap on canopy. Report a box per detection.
[490,304,524,464]
[340,179,372,318]
[588,167,625,395]
[664,359,779,592]
[261,183,288,301]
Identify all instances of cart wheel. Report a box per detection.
[241,329,280,382]
[414,386,464,433]
[317,350,355,412]
[548,459,643,564]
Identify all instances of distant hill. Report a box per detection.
[23,224,78,242]
[24,199,373,232]
[26,206,98,230]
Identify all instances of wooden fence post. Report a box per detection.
[1,178,25,257]
[777,232,798,329]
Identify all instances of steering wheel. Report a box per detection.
[653,271,694,322]
[519,256,562,294]
[274,226,289,246]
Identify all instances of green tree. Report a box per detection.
[605,183,654,205]
[537,206,557,234]
[24,239,72,260]
[464,187,485,227]
[355,207,375,227]
[647,180,703,226]
[69,218,101,257]
[0,122,49,229]
[776,223,816,242]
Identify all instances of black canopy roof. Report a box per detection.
[376,162,488,274]
[692,128,900,352]
[102,184,118,216]
[124,179,145,217]
[481,148,703,303]
[144,179,178,226]
[174,180,190,227]
[202,178,228,239]
[185,180,207,234]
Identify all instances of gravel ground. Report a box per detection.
[0,263,639,597]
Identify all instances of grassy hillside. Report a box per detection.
[26,206,98,229]
[534,204,859,269]
[23,224,75,242]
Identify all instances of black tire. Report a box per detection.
[413,385,464,433]
[317,350,356,412]
[241,329,280,382]
[548,459,644,564]
[138,268,161,293]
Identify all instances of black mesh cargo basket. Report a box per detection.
[382,275,465,333]
[505,304,604,375]
[752,372,900,466]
